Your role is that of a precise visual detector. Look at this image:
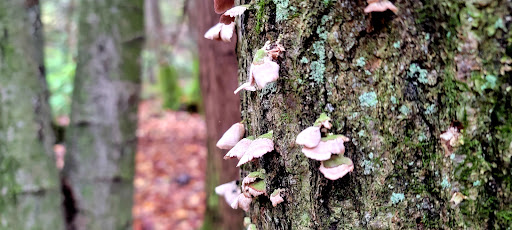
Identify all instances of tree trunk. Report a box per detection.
[61,0,143,229]
[0,1,65,229]
[237,0,512,229]
[188,0,244,229]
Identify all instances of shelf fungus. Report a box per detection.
[302,134,350,161]
[270,189,285,207]
[364,0,398,14]
[215,180,241,206]
[319,154,354,180]
[231,171,266,211]
[450,192,467,205]
[206,2,248,42]
[224,136,254,160]
[237,131,274,167]
[216,122,245,149]
[234,41,285,94]
[440,126,463,157]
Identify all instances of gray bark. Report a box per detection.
[0,1,65,229]
[237,0,512,229]
[62,0,143,229]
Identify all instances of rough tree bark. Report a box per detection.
[236,0,512,229]
[188,0,244,229]
[61,0,143,229]
[0,1,65,229]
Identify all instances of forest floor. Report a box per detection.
[133,99,207,230]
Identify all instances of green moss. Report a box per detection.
[321,134,346,141]
[359,92,378,107]
[254,0,268,33]
[249,180,266,191]
[258,130,273,139]
[253,49,266,64]
[323,155,351,168]
[314,112,330,125]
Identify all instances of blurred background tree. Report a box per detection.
[60,0,143,228]
[0,1,65,229]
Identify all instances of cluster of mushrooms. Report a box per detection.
[203,0,401,226]
[214,123,286,211]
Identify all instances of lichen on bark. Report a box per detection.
[236,0,512,229]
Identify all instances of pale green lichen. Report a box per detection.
[399,105,410,115]
[393,41,401,49]
[450,153,456,160]
[359,92,378,107]
[441,177,451,189]
[418,133,427,142]
[356,57,366,68]
[390,96,398,104]
[368,152,374,159]
[473,180,481,186]
[425,104,437,115]
[273,0,289,22]
[390,192,405,204]
[480,75,497,91]
[300,57,309,64]
[358,130,366,137]
[408,63,428,84]
[309,41,326,83]
[364,70,372,75]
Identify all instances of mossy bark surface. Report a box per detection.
[0,1,65,229]
[62,0,143,229]
[236,0,512,229]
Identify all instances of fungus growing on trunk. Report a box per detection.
[302,135,349,161]
[247,224,257,230]
[242,171,267,197]
[213,0,234,14]
[440,126,463,156]
[237,131,274,167]
[313,112,332,130]
[224,5,248,17]
[295,126,321,148]
[224,136,254,159]
[319,154,354,180]
[216,122,245,149]
[204,15,235,42]
[270,189,285,207]
[450,192,467,205]
[215,180,241,206]
[364,0,398,14]
[235,41,285,94]
[231,193,253,211]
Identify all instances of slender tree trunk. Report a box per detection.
[237,0,512,229]
[0,1,65,229]
[188,0,244,229]
[61,0,143,229]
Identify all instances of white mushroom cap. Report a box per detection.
[204,23,222,40]
[224,137,254,160]
[450,192,467,205]
[234,70,256,94]
[241,172,266,198]
[252,58,280,89]
[224,5,248,17]
[215,181,241,206]
[319,155,354,180]
[237,131,274,167]
[302,135,349,161]
[217,122,245,149]
[296,126,321,148]
[270,189,285,207]
[364,0,398,14]
[231,193,252,211]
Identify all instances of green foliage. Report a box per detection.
[159,65,182,111]
[182,59,202,112]
[45,47,75,117]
